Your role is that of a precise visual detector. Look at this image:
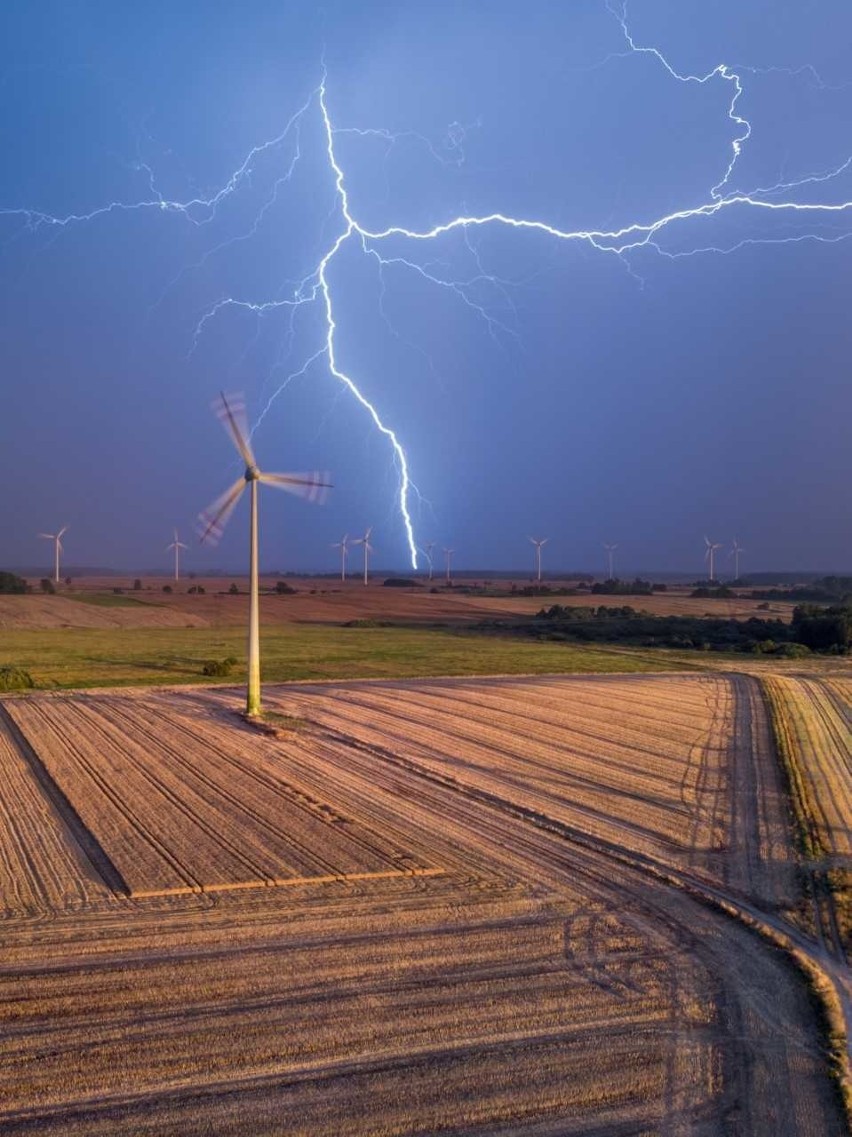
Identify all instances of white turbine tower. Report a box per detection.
[529,537,549,583]
[704,536,723,584]
[331,534,349,582]
[353,527,374,586]
[443,547,454,584]
[729,538,744,582]
[421,541,435,582]
[603,542,618,581]
[167,528,188,582]
[198,392,331,716]
[38,526,68,584]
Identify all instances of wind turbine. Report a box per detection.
[331,534,349,582]
[353,527,374,586]
[443,547,454,584]
[729,538,744,582]
[167,528,188,582]
[421,541,435,582]
[529,537,549,583]
[603,542,617,581]
[38,526,68,584]
[704,536,723,584]
[198,392,331,716]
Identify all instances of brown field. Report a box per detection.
[763,674,852,954]
[0,575,796,629]
[0,673,848,1134]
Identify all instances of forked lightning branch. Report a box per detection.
[4,5,852,568]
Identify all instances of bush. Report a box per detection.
[162,584,172,594]
[0,666,34,692]
[202,655,238,677]
[774,642,811,658]
[274,581,296,595]
[383,577,421,588]
[791,604,851,651]
[228,583,239,595]
[188,585,205,595]
[133,579,142,591]
[40,578,56,594]
[0,571,26,594]
[113,587,124,595]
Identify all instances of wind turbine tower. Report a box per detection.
[167,528,188,582]
[38,527,68,584]
[529,537,549,583]
[198,392,330,716]
[353,527,374,586]
[730,538,744,582]
[332,534,349,582]
[603,542,617,581]
[704,536,723,584]
[443,547,454,584]
[421,541,435,582]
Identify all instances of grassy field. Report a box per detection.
[0,624,690,690]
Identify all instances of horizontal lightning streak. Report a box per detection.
[4,4,852,571]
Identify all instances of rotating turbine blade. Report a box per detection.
[58,526,69,539]
[214,391,256,469]
[38,533,55,540]
[197,477,246,545]
[260,470,332,505]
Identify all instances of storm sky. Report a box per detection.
[1,1,851,575]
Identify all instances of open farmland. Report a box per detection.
[763,674,852,955]
[0,674,849,1134]
[0,576,797,630]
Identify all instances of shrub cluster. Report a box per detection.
[0,666,35,691]
[0,571,26,594]
[522,603,850,654]
[202,656,238,677]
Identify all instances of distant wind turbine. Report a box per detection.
[729,538,744,582]
[529,537,549,583]
[421,541,435,582]
[198,392,331,716]
[167,528,188,582]
[353,527,374,586]
[443,547,454,584]
[603,542,617,581]
[704,536,723,584]
[332,534,349,582]
[38,526,68,584]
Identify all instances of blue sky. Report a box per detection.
[1,1,851,575]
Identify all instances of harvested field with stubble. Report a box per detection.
[762,674,852,956]
[0,673,849,1135]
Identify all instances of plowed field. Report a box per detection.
[0,674,848,1135]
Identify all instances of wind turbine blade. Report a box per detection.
[197,477,246,545]
[213,391,256,469]
[260,471,332,505]
[57,526,69,539]
[38,533,54,540]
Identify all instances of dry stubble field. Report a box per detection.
[0,671,849,1135]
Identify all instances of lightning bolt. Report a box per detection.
[3,4,851,569]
